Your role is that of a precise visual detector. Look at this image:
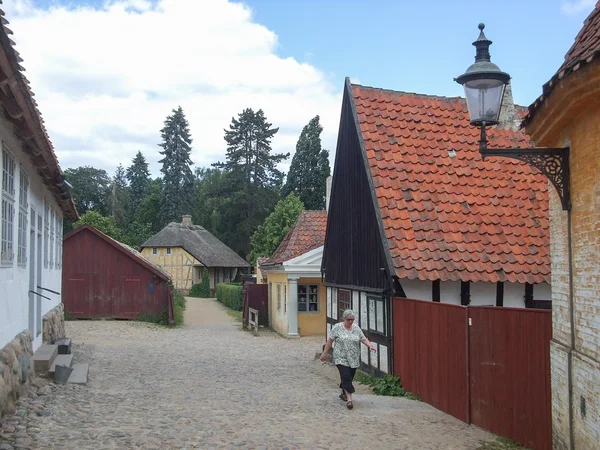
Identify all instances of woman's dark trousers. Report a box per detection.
[336,364,357,394]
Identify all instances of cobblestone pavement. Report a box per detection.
[0,297,496,449]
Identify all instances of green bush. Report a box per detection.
[190,268,211,298]
[216,282,243,311]
[355,371,420,400]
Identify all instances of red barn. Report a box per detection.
[62,225,173,321]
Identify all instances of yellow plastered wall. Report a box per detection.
[141,247,202,292]
[265,273,326,337]
[297,277,326,336]
[267,272,288,336]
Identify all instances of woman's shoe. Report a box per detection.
[339,393,347,401]
[346,401,353,410]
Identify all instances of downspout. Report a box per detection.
[567,210,575,450]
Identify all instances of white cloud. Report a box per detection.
[560,0,596,15]
[6,0,341,177]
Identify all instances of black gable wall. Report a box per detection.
[323,83,391,292]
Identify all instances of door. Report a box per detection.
[118,275,141,319]
[28,207,35,336]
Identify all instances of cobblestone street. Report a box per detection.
[0,298,496,449]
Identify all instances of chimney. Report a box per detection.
[181,215,193,226]
[325,176,332,211]
[498,81,520,130]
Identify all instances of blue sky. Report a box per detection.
[245,0,594,105]
[11,0,596,175]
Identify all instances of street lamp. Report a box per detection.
[455,23,570,211]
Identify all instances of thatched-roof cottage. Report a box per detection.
[140,215,251,294]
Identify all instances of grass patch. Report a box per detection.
[476,437,528,450]
[64,310,75,321]
[227,310,243,322]
[354,371,420,400]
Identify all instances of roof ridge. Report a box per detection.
[351,83,465,102]
[352,82,529,110]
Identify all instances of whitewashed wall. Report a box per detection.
[401,278,551,308]
[0,116,63,352]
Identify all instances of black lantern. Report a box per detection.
[455,23,510,126]
[455,24,571,211]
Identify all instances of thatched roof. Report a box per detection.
[141,221,251,268]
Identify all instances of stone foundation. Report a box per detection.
[42,303,65,345]
[0,330,34,420]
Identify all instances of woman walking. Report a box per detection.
[320,309,376,409]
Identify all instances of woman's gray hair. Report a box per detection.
[342,309,355,319]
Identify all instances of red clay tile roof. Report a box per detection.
[352,84,550,284]
[263,210,327,265]
[524,2,600,126]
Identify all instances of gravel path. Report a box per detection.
[0,297,496,449]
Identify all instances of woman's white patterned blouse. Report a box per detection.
[330,322,366,368]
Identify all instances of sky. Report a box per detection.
[3,0,596,178]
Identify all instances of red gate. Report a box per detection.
[242,284,268,328]
[393,297,552,450]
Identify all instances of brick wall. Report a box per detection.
[525,64,600,449]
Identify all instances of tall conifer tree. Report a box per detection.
[158,106,194,225]
[283,115,330,209]
[126,151,150,216]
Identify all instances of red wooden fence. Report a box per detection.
[469,306,552,450]
[392,297,552,450]
[393,298,470,422]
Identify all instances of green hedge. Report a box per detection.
[189,267,210,298]
[216,282,243,311]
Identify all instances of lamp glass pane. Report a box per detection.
[463,82,505,124]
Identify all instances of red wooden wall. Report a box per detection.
[393,297,552,450]
[393,298,470,422]
[62,227,171,319]
[469,306,552,450]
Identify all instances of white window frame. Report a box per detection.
[277,283,281,312]
[17,167,28,267]
[298,283,320,312]
[43,198,49,268]
[55,213,61,269]
[166,247,172,255]
[152,247,158,255]
[1,145,16,267]
[367,295,387,336]
[49,207,55,269]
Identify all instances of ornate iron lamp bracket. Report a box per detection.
[479,124,571,211]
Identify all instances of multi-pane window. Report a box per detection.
[277,283,281,311]
[367,295,386,335]
[49,208,55,269]
[1,147,16,266]
[298,284,319,312]
[17,168,28,265]
[43,199,49,268]
[338,289,351,320]
[166,248,172,255]
[152,247,158,255]
[56,214,62,269]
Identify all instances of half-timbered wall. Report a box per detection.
[401,278,552,308]
[327,286,391,374]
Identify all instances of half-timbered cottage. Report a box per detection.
[141,215,251,294]
[322,78,551,375]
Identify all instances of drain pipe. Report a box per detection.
[567,210,575,450]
